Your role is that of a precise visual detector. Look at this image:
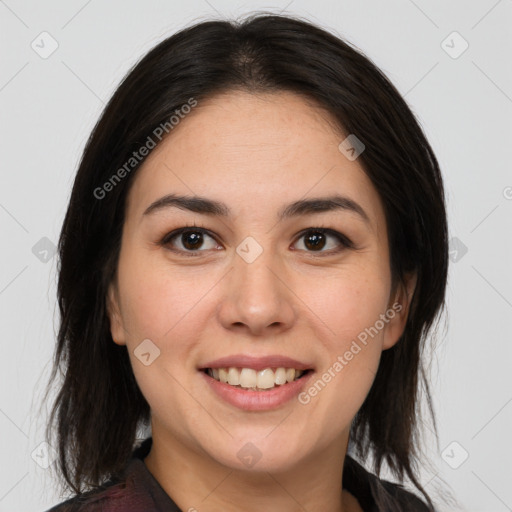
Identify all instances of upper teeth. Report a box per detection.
[207,367,305,390]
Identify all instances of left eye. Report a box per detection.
[292,228,352,253]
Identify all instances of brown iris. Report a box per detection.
[303,231,326,251]
[181,231,204,250]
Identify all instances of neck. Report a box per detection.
[144,420,359,512]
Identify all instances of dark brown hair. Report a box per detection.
[44,12,448,510]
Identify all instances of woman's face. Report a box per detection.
[108,90,414,472]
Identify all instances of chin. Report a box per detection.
[200,433,308,474]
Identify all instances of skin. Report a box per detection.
[107,90,416,512]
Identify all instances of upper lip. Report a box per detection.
[199,354,314,371]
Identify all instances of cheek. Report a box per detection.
[303,265,391,346]
[115,253,216,426]
[295,267,391,416]
[115,249,226,408]
[116,250,217,343]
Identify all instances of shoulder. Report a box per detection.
[45,441,141,511]
[44,477,135,512]
[45,459,160,511]
[45,438,180,512]
[344,455,433,512]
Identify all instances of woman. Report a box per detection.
[44,13,449,512]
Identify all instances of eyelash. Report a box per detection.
[159,225,355,258]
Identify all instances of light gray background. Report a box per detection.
[1,1,511,511]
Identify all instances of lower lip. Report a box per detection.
[200,370,313,411]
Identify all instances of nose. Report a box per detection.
[216,250,297,337]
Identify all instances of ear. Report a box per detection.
[382,271,417,350]
[106,282,127,346]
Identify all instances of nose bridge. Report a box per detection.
[236,247,280,301]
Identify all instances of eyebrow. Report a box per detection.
[143,193,371,225]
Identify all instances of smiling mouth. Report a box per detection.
[202,367,313,391]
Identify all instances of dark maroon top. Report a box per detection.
[46,437,431,511]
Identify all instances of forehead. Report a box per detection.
[125,90,386,234]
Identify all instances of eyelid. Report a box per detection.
[160,225,212,244]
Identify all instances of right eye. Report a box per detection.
[160,227,222,256]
